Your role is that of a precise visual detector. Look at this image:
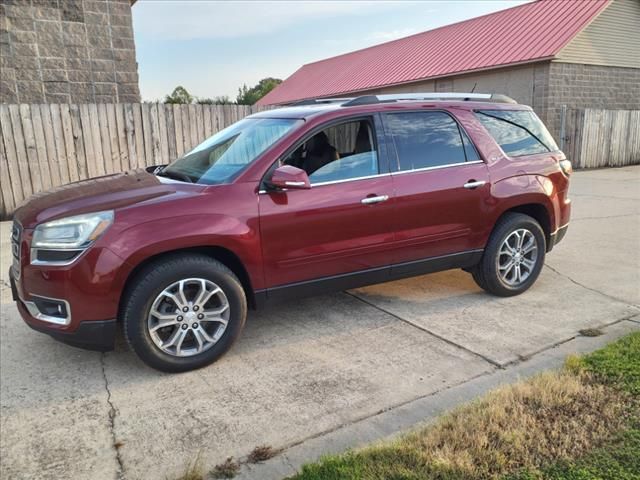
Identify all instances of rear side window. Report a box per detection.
[476,110,559,157]
[386,111,475,171]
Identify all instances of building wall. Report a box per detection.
[556,0,640,69]
[357,64,545,109]
[542,62,640,140]
[0,0,140,104]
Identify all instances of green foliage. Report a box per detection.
[236,77,282,105]
[581,332,640,395]
[196,95,234,105]
[164,85,194,104]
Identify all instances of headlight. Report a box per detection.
[31,211,114,264]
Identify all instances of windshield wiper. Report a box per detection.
[156,168,194,183]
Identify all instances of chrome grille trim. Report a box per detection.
[11,221,22,279]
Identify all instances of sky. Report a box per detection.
[132,0,529,102]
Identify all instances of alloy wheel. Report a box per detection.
[496,228,538,287]
[147,278,230,357]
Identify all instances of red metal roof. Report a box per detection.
[259,0,610,105]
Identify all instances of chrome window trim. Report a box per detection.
[20,293,71,326]
[391,160,484,176]
[258,172,391,194]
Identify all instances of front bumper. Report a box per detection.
[548,223,569,250]
[10,269,116,352]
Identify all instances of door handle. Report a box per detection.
[361,195,389,205]
[463,180,486,189]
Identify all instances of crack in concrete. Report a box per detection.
[269,368,494,456]
[544,264,639,308]
[629,317,640,325]
[344,291,504,369]
[101,353,125,480]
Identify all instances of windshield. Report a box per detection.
[161,118,301,184]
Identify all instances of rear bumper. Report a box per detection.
[10,269,116,352]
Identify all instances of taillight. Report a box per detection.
[559,159,572,177]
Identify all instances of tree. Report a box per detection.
[164,86,194,104]
[236,77,282,105]
[197,95,233,105]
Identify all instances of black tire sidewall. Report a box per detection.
[124,255,246,373]
[482,214,546,296]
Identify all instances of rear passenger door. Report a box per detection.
[383,110,491,270]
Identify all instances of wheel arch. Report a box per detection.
[117,245,258,321]
[495,203,552,251]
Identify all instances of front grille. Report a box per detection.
[11,221,22,279]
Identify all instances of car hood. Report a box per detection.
[14,169,205,229]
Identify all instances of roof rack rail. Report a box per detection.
[342,93,517,107]
[289,97,354,106]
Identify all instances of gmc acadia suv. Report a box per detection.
[9,93,572,372]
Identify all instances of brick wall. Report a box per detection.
[541,62,640,139]
[0,0,140,104]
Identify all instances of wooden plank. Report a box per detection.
[0,115,17,216]
[157,103,170,164]
[140,103,153,167]
[165,104,177,161]
[181,104,193,152]
[19,104,45,195]
[114,103,130,171]
[124,103,139,169]
[69,104,88,180]
[88,103,105,176]
[39,104,63,187]
[148,103,162,165]
[60,104,79,182]
[186,104,196,149]
[1,105,25,207]
[8,104,34,198]
[132,103,145,169]
[203,104,212,138]
[50,104,71,184]
[105,103,122,172]
[173,104,184,158]
[195,104,205,144]
[96,103,114,174]
[79,104,99,178]
[29,104,53,191]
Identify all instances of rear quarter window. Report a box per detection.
[475,110,559,157]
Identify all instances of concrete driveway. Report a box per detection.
[1,166,639,480]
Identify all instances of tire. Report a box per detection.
[471,213,546,297]
[122,253,247,373]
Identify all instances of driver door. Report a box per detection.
[258,116,396,296]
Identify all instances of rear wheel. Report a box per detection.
[471,213,546,297]
[122,254,247,372]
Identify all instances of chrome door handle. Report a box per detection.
[361,195,389,205]
[463,180,486,189]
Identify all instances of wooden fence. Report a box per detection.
[563,108,640,169]
[1,104,639,218]
[0,103,269,218]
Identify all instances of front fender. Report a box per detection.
[103,213,264,295]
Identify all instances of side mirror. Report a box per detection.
[267,165,311,190]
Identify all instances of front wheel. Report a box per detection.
[471,213,546,297]
[122,254,247,372]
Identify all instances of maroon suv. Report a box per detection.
[9,93,571,372]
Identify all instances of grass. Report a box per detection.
[287,332,640,480]
[210,457,240,479]
[247,445,279,463]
